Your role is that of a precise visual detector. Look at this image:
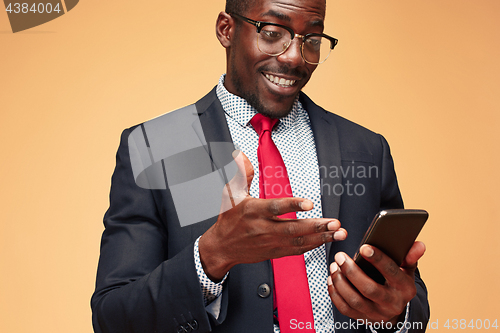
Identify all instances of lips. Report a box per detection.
[264,73,297,88]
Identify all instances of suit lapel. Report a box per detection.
[191,87,236,183]
[194,87,233,145]
[300,93,343,262]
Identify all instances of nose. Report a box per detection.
[276,37,305,67]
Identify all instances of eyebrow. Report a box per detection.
[260,9,291,22]
[260,9,324,29]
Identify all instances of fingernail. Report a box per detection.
[327,275,333,286]
[231,150,241,159]
[333,230,345,241]
[330,262,338,274]
[335,253,346,266]
[327,220,339,231]
[299,200,312,211]
[361,244,374,258]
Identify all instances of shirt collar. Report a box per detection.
[216,74,302,131]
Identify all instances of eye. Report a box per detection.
[304,37,322,51]
[261,29,283,39]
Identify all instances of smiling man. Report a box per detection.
[91,0,429,332]
[222,4,324,118]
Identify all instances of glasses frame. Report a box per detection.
[230,12,338,65]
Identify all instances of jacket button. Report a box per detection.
[257,283,271,298]
[188,320,198,330]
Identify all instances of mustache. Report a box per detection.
[258,65,307,79]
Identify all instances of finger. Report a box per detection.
[273,218,340,237]
[272,233,334,257]
[357,246,417,314]
[334,251,413,320]
[231,150,254,191]
[260,197,314,218]
[333,252,388,303]
[226,150,254,204]
[264,219,342,256]
[358,245,408,286]
[280,227,337,253]
[328,275,366,320]
[333,228,348,241]
[401,241,426,268]
[328,262,377,321]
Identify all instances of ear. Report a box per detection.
[216,11,234,48]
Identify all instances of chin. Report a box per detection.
[247,93,297,119]
[258,107,293,119]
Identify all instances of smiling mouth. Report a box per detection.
[264,73,297,88]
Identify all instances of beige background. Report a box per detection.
[1,0,498,331]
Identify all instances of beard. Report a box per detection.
[229,56,307,119]
[243,89,293,119]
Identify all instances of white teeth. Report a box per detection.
[264,74,296,87]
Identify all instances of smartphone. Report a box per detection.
[353,209,428,284]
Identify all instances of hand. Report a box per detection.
[199,150,347,281]
[327,241,426,326]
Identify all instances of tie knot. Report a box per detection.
[250,113,279,136]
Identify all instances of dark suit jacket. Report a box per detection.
[91,88,429,333]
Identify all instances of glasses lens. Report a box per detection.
[257,25,292,56]
[302,36,332,64]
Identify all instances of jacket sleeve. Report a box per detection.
[91,128,220,333]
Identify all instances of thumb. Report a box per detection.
[230,150,254,195]
[401,241,426,272]
[219,150,254,214]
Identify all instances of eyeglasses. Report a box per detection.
[230,12,338,65]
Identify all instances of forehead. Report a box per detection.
[250,0,326,28]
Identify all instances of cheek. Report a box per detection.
[305,64,317,77]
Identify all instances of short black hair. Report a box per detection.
[226,0,326,16]
[225,0,257,15]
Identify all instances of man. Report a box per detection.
[91,0,429,332]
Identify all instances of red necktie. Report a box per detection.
[250,113,315,332]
